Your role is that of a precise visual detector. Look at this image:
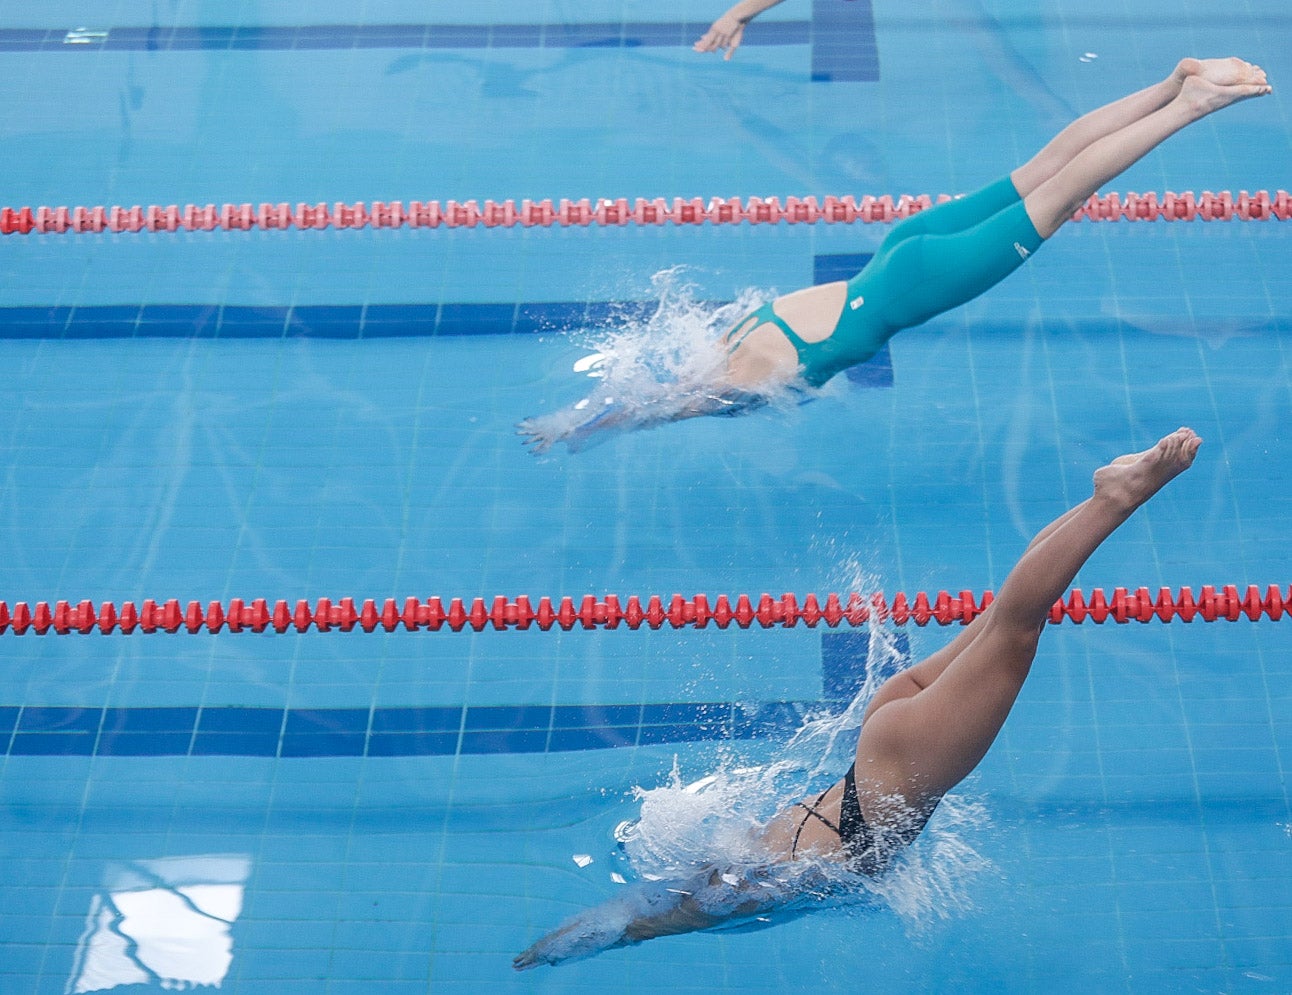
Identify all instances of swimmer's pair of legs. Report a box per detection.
[730,59,1271,387]
[1015,57,1270,236]
[876,58,1271,326]
[913,57,1272,241]
[853,429,1203,806]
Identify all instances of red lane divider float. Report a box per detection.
[0,585,1287,636]
[1,190,1288,237]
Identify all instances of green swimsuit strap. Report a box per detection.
[727,301,811,354]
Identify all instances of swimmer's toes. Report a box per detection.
[1094,429,1199,506]
[1185,56,1267,88]
[1180,73,1269,113]
[1155,428,1202,474]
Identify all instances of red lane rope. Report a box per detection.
[1,190,1288,237]
[1,585,1286,636]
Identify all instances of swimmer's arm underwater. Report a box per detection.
[518,382,768,454]
[513,866,778,970]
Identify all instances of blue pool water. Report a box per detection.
[1,2,1289,992]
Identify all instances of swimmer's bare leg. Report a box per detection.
[857,429,1202,798]
[1023,61,1270,238]
[1011,66,1187,197]
[862,493,1090,721]
[1011,58,1269,198]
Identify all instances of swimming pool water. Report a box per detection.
[1,1,1289,992]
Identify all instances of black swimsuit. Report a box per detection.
[790,763,880,874]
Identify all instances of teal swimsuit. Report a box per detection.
[736,176,1044,387]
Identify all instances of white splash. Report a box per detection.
[619,759,783,878]
[861,794,993,929]
[518,268,807,453]
[617,606,992,934]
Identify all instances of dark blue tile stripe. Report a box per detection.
[821,630,909,700]
[0,254,879,341]
[2,700,823,757]
[0,301,659,339]
[814,252,871,284]
[1,626,897,757]
[0,21,810,53]
[811,0,879,82]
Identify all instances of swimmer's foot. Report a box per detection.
[1093,427,1202,512]
[1175,58,1271,113]
[1175,57,1269,90]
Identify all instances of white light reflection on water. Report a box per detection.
[67,854,249,994]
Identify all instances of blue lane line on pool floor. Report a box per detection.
[0,254,878,340]
[0,21,811,53]
[0,6,880,80]
[0,301,659,339]
[0,631,904,757]
[0,297,896,384]
[811,0,879,82]
[0,700,816,757]
[0,253,895,386]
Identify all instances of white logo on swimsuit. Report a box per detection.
[1013,241,1031,260]
[849,296,865,310]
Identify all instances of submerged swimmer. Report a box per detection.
[518,58,1269,453]
[515,428,1203,967]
